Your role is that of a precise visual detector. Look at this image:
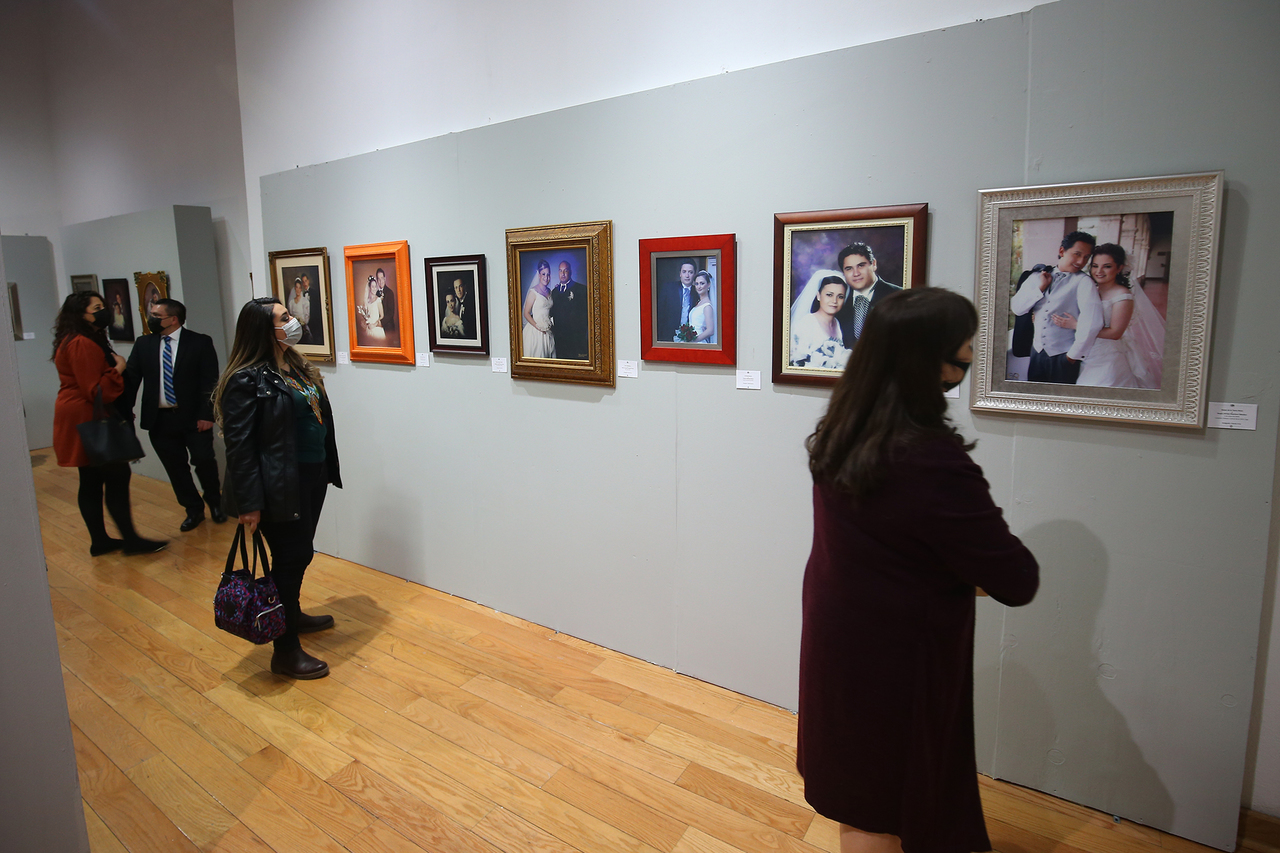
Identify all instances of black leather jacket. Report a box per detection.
[221,363,341,523]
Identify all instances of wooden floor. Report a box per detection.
[30,449,1224,853]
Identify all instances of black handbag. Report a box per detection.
[76,386,146,466]
[213,525,286,644]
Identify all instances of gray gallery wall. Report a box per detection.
[259,0,1279,847]
[3,235,60,449]
[0,240,91,852]
[60,205,228,483]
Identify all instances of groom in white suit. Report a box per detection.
[1009,230,1103,384]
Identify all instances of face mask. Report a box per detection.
[91,309,111,330]
[278,317,303,346]
[147,316,166,335]
[941,357,971,392]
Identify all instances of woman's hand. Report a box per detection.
[111,353,127,373]
[1039,270,1053,292]
[1050,312,1077,330]
[239,511,261,534]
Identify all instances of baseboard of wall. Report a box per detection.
[1240,808,1280,853]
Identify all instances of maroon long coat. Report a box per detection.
[53,334,124,468]
[797,437,1039,853]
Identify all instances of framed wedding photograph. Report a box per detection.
[344,240,415,365]
[971,172,1223,427]
[424,253,489,356]
[71,274,99,295]
[8,282,22,341]
[772,204,928,387]
[639,233,736,366]
[269,246,336,363]
[133,271,169,330]
[102,278,135,342]
[506,220,614,387]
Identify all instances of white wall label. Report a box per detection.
[618,360,638,378]
[415,352,431,367]
[22,332,35,340]
[491,357,508,373]
[336,351,350,365]
[736,370,761,390]
[1207,402,1257,430]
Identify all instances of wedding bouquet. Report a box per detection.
[675,324,698,342]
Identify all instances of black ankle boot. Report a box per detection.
[270,646,329,679]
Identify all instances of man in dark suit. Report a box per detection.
[453,277,477,339]
[655,259,697,343]
[834,243,902,345]
[123,298,226,531]
[375,267,397,333]
[549,260,589,359]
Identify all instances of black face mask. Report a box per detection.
[147,316,166,335]
[90,309,111,330]
[941,357,971,392]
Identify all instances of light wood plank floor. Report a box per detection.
[29,449,1223,853]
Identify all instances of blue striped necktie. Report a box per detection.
[162,336,176,405]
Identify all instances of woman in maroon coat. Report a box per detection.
[798,288,1039,853]
[51,291,165,556]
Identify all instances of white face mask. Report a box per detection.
[278,317,303,346]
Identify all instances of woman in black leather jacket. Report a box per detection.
[214,297,342,679]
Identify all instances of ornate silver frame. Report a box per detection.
[971,172,1223,427]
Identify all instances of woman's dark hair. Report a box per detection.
[1092,243,1132,288]
[51,291,105,360]
[213,297,321,424]
[805,288,977,497]
[810,275,848,312]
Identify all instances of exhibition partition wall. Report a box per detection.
[258,0,1279,847]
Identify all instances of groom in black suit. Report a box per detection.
[122,298,226,531]
[834,242,901,345]
[549,260,589,359]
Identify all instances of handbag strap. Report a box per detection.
[223,524,274,579]
[250,528,272,577]
[224,524,249,576]
[92,385,108,420]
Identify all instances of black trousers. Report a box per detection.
[1028,349,1081,384]
[77,462,140,546]
[259,463,328,653]
[149,408,221,515]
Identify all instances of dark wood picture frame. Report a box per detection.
[639,233,736,366]
[102,278,135,342]
[344,240,415,366]
[506,220,614,387]
[772,204,928,387]
[269,246,337,364]
[424,254,489,356]
[70,274,99,295]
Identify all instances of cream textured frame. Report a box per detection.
[971,172,1223,427]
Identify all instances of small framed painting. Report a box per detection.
[269,246,337,363]
[424,254,489,356]
[102,278,135,342]
[344,240,415,365]
[133,271,169,331]
[639,233,736,366]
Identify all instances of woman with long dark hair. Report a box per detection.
[214,297,341,679]
[797,288,1039,853]
[51,291,166,556]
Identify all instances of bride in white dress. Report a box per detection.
[1052,243,1163,389]
[521,260,556,358]
[688,270,717,344]
[789,270,852,370]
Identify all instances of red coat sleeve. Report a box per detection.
[67,336,124,404]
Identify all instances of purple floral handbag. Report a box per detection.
[213,525,286,644]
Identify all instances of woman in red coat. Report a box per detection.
[798,288,1039,853]
[52,291,166,556]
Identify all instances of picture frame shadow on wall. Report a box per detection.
[424,253,489,357]
[71,274,100,295]
[133,271,169,331]
[269,246,337,364]
[505,220,615,387]
[772,204,928,387]
[344,240,415,365]
[639,233,736,366]
[970,172,1223,428]
[102,278,135,342]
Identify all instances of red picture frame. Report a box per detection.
[639,233,736,366]
[344,240,415,365]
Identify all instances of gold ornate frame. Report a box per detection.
[506,220,614,387]
[971,172,1223,427]
[133,271,169,330]
[269,246,336,364]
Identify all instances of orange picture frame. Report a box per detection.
[344,240,415,365]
